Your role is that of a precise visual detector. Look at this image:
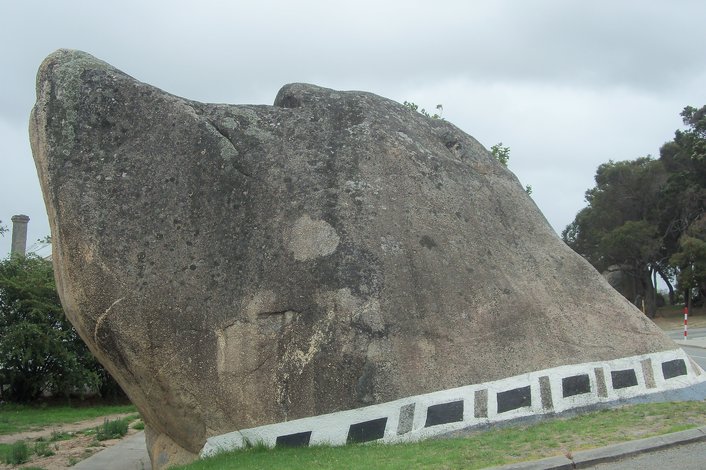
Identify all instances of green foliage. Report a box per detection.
[131,419,145,430]
[670,216,706,296]
[0,222,7,238]
[0,254,103,402]
[4,441,29,465]
[95,417,129,441]
[489,143,533,196]
[0,403,136,435]
[33,440,54,457]
[490,142,510,166]
[599,220,660,268]
[564,105,706,311]
[402,101,443,119]
[50,430,74,441]
[561,157,665,315]
[661,105,706,301]
[173,401,706,470]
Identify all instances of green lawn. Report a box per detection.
[0,403,137,435]
[175,401,706,470]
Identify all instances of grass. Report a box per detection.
[2,440,29,465]
[95,417,131,441]
[33,439,55,457]
[0,403,137,435]
[132,419,145,430]
[173,401,706,470]
[49,430,75,441]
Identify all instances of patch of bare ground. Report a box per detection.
[653,306,706,330]
[0,413,136,445]
[0,415,141,470]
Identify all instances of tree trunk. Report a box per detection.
[687,288,692,317]
[641,268,657,318]
[657,267,675,305]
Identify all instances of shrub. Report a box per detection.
[34,440,55,457]
[95,418,129,441]
[4,441,29,465]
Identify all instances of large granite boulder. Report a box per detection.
[30,50,703,468]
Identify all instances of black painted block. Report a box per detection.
[662,359,687,379]
[424,400,464,427]
[347,417,388,443]
[611,369,638,389]
[562,374,591,398]
[497,386,531,413]
[275,431,312,447]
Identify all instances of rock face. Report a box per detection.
[31,50,690,467]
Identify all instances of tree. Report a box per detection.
[564,105,706,315]
[0,255,101,401]
[670,215,706,307]
[660,106,706,305]
[562,157,666,316]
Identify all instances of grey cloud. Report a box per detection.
[1,0,706,257]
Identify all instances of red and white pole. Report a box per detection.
[684,306,689,340]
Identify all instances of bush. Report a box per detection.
[33,440,54,457]
[95,418,129,441]
[4,441,29,465]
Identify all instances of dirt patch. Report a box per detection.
[0,415,142,470]
[0,413,136,445]
[652,306,706,331]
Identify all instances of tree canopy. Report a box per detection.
[563,105,706,315]
[0,255,103,401]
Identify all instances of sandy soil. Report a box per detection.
[652,306,706,331]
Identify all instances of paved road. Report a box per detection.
[588,439,706,469]
[667,326,706,341]
[668,327,706,370]
[72,431,149,470]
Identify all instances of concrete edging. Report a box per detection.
[201,349,706,456]
[487,426,706,469]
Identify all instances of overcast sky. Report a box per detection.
[2,0,706,258]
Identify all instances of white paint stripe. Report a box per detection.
[200,349,706,457]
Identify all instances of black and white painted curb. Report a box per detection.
[201,349,705,456]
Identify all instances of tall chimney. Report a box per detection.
[10,214,30,257]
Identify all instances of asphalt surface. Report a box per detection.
[669,326,706,370]
[588,439,706,469]
[489,426,706,469]
[72,431,149,470]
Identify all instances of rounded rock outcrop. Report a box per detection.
[30,50,690,468]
